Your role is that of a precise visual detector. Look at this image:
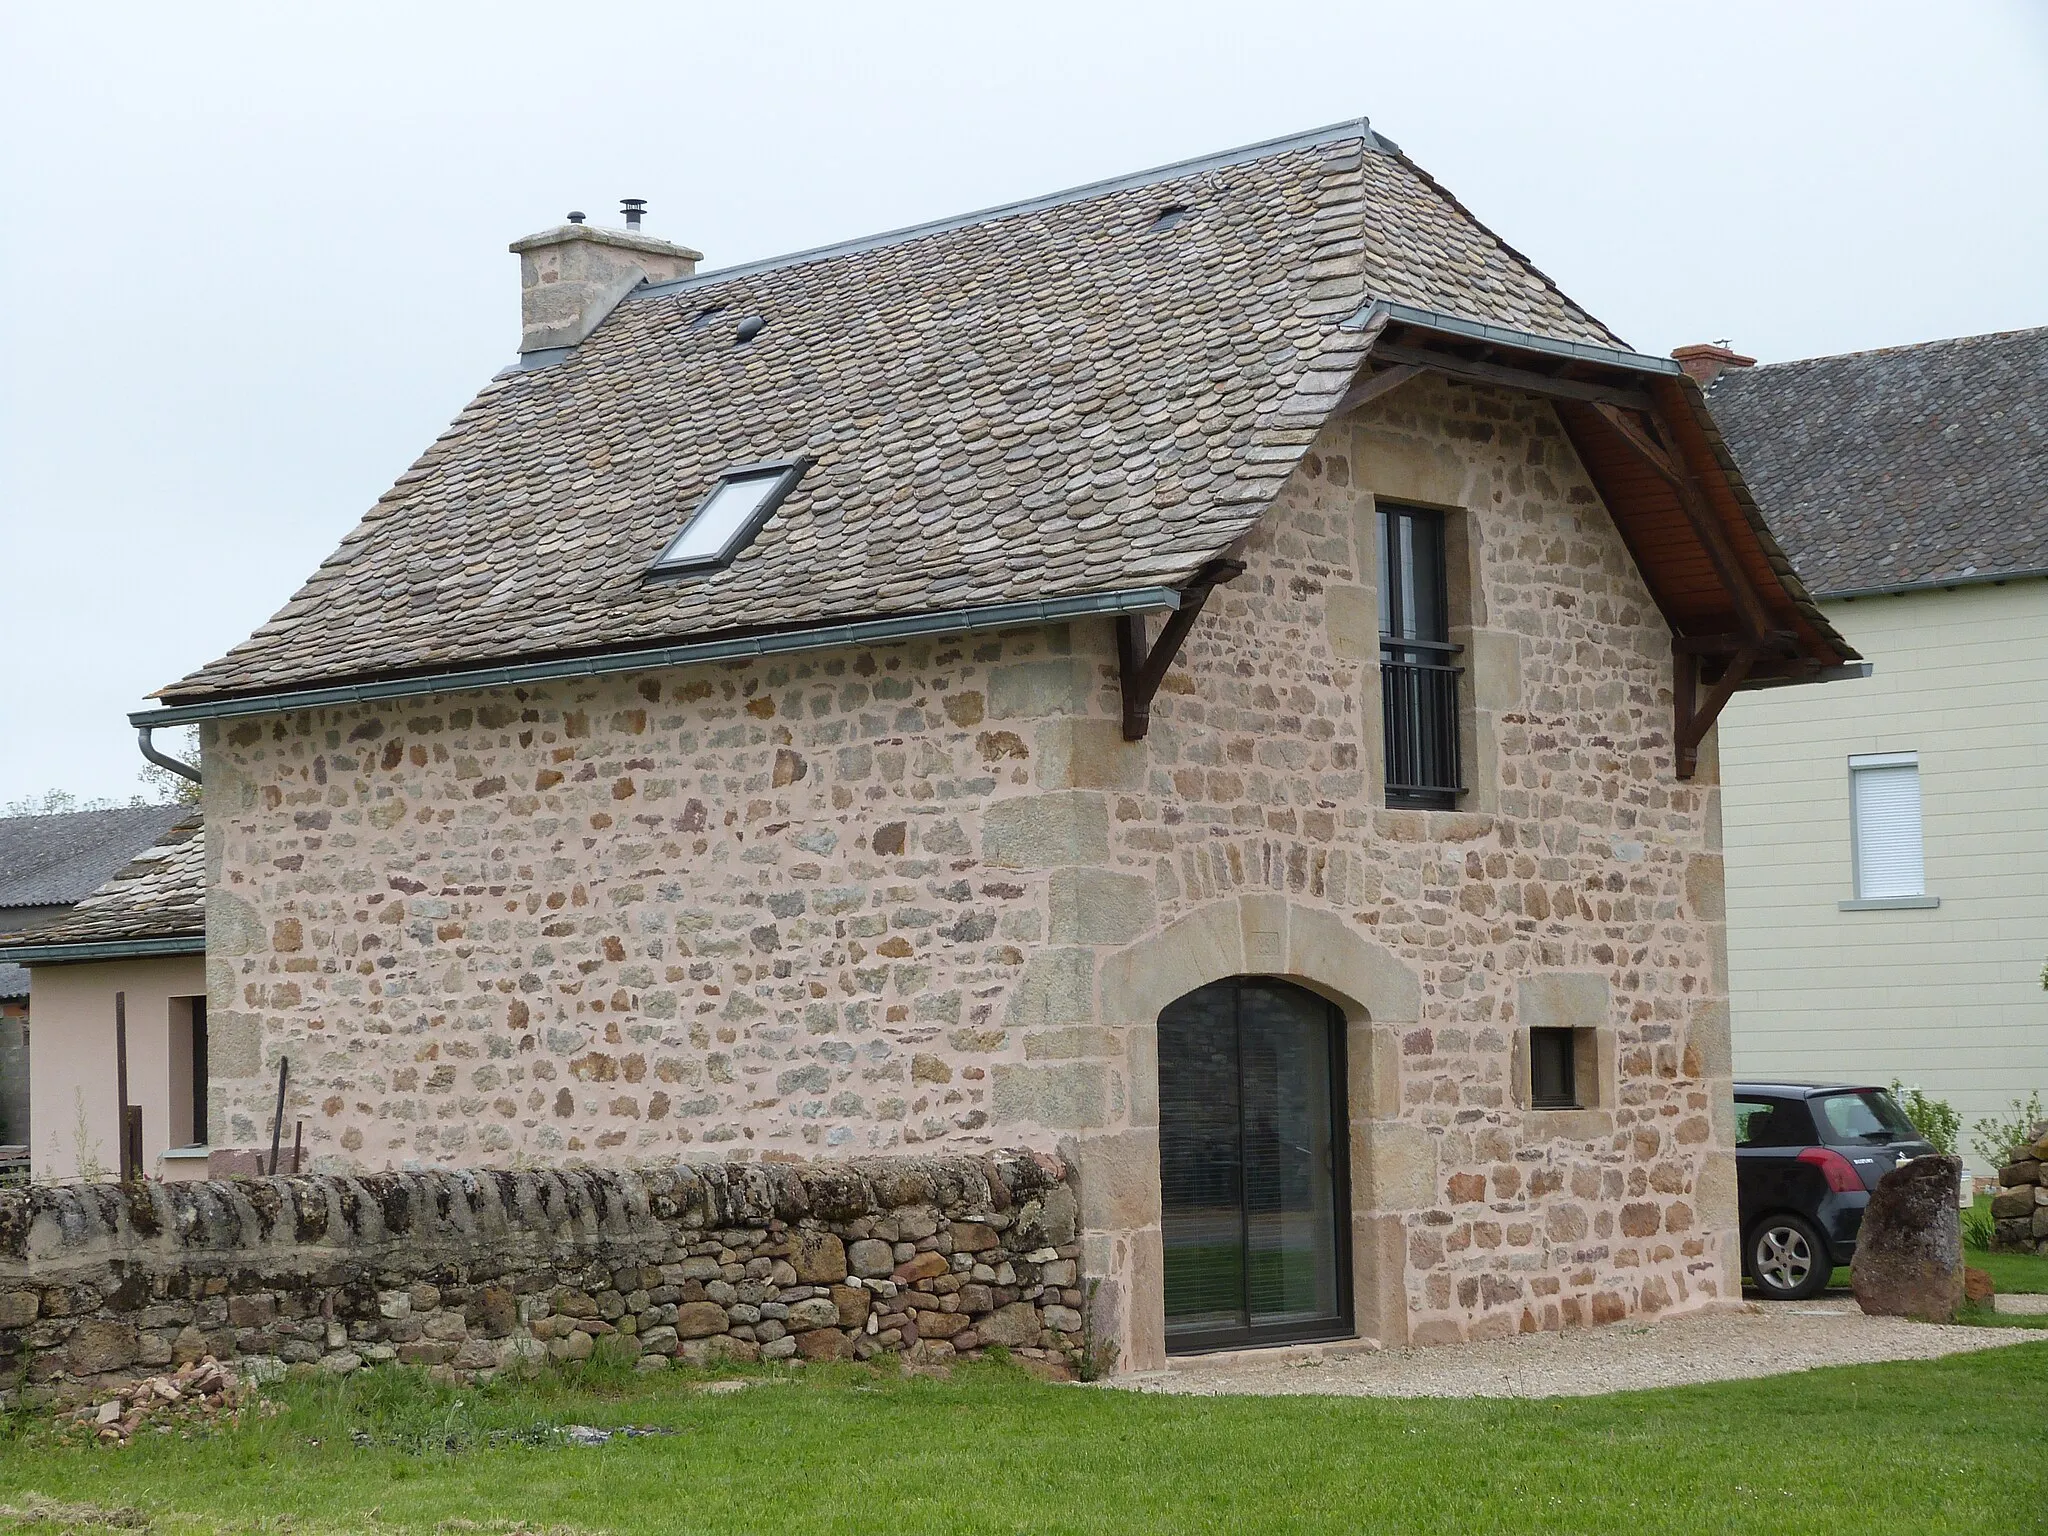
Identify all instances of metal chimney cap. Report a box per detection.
[621,198,647,231]
[566,211,586,224]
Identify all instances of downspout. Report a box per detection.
[137,726,202,784]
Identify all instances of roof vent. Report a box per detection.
[1151,204,1190,231]
[690,304,727,330]
[566,210,586,225]
[621,198,647,232]
[733,315,767,345]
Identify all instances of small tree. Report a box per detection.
[1970,1092,2046,1170]
[1889,1081,1961,1156]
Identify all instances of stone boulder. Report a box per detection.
[1852,1154,1964,1322]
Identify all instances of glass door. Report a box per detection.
[1159,977,1351,1352]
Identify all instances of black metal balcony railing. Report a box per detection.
[1381,644,1463,807]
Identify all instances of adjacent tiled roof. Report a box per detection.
[1709,327,2048,596]
[0,816,205,954]
[0,804,190,909]
[163,121,1624,703]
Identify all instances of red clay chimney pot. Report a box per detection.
[1671,343,1758,388]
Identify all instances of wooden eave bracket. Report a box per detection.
[1116,559,1245,740]
[1588,399,1799,780]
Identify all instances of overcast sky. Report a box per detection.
[2,0,2043,808]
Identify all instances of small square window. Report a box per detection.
[646,458,808,578]
[1529,1028,1578,1110]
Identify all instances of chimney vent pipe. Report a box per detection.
[622,198,647,232]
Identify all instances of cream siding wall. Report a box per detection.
[1722,580,2048,1165]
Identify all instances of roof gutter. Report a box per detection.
[133,585,1184,728]
[0,935,205,967]
[1820,565,2048,602]
[1341,299,1684,377]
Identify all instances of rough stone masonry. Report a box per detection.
[0,1152,1082,1408]
[191,377,1742,1369]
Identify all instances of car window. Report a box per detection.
[1813,1089,1919,1145]
[1735,1098,1808,1147]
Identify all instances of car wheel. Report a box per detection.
[1747,1214,1831,1300]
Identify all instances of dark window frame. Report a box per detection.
[1378,503,1464,808]
[1159,976,1354,1356]
[643,457,811,581]
[1529,1026,1579,1110]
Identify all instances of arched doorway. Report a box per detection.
[1159,976,1352,1352]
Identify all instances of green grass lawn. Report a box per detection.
[3,1345,2045,1535]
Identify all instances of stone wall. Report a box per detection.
[0,1151,1083,1407]
[194,374,1738,1366]
[1989,1121,2048,1252]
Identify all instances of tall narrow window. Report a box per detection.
[1849,752,1925,900]
[1378,505,1462,807]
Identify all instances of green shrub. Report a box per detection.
[1962,1201,1995,1251]
[1970,1092,2045,1170]
[1889,1081,1961,1156]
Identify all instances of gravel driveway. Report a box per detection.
[1120,1299,2040,1399]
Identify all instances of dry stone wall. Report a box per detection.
[1990,1121,2048,1252]
[0,1151,1081,1407]
[195,374,1737,1358]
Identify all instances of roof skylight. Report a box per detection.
[646,459,808,578]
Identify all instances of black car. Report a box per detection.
[1734,1081,1939,1300]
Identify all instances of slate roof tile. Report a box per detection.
[0,816,205,952]
[0,805,190,909]
[1710,327,2048,596]
[164,124,1620,704]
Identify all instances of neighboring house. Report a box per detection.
[131,119,1854,1368]
[0,817,207,1182]
[1707,328,2048,1167]
[0,804,189,1158]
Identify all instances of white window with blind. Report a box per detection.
[1843,752,1939,910]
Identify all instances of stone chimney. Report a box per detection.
[509,210,702,355]
[1670,342,1757,389]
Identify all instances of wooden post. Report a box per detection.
[113,991,138,1182]
[267,1057,290,1176]
[291,1119,303,1176]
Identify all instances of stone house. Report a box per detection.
[131,119,1856,1370]
[1702,329,2048,1165]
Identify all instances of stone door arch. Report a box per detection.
[1081,895,1422,1372]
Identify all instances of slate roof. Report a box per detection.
[0,816,205,957]
[162,120,1626,705]
[1709,327,2048,597]
[0,804,190,909]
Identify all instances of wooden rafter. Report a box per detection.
[1587,398,1790,778]
[1115,559,1244,740]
